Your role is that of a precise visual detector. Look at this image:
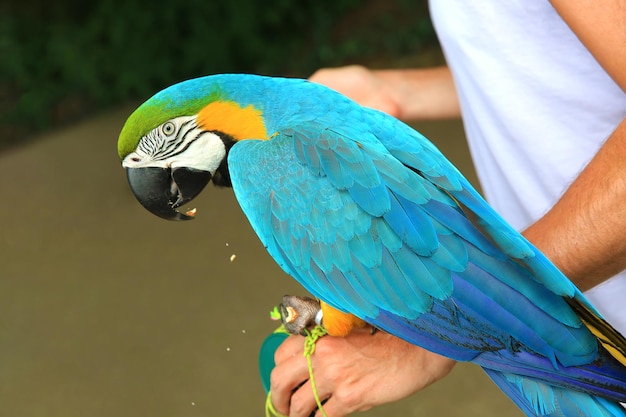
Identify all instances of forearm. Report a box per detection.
[309,65,461,121]
[371,66,461,121]
[522,117,626,291]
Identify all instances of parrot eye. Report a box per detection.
[161,122,176,136]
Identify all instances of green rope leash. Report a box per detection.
[265,392,284,417]
[303,326,328,417]
[265,325,328,417]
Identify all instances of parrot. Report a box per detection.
[117,74,626,417]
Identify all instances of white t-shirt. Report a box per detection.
[429,0,626,334]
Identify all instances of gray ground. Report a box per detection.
[0,106,521,416]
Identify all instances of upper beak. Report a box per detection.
[126,167,211,221]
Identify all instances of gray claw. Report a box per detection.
[279,295,322,335]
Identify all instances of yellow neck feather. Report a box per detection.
[196,101,268,140]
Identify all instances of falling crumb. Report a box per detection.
[185,208,197,217]
[241,329,246,334]
[191,402,196,406]
[225,242,229,246]
[230,254,236,262]
[226,347,231,352]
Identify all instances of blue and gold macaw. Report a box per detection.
[118,74,626,416]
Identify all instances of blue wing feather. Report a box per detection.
[380,245,435,315]
[373,217,403,252]
[317,147,353,189]
[384,192,438,256]
[430,233,468,272]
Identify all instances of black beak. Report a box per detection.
[126,167,211,221]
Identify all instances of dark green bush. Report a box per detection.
[0,0,436,148]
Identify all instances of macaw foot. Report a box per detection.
[279,295,322,335]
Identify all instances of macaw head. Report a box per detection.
[117,75,269,220]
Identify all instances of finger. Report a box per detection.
[288,379,333,417]
[312,396,352,417]
[270,349,311,414]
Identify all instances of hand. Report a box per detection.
[270,328,456,417]
[309,66,402,118]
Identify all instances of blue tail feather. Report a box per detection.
[475,349,626,403]
[484,368,626,417]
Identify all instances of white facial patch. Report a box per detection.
[122,116,227,176]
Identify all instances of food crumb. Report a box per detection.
[185,208,197,217]
[230,254,236,262]
[241,329,246,334]
[191,402,196,406]
[226,347,231,352]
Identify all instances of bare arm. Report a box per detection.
[310,65,461,121]
[524,1,626,291]
[523,119,626,291]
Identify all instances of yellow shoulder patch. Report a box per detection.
[197,101,268,140]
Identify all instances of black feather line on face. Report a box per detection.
[211,131,237,188]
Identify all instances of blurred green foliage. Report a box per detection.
[0,0,437,148]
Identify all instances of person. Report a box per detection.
[269,1,626,416]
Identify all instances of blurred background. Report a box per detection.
[1,0,440,146]
[0,0,521,416]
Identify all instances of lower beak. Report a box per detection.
[126,167,211,221]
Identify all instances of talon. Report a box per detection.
[279,295,322,335]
